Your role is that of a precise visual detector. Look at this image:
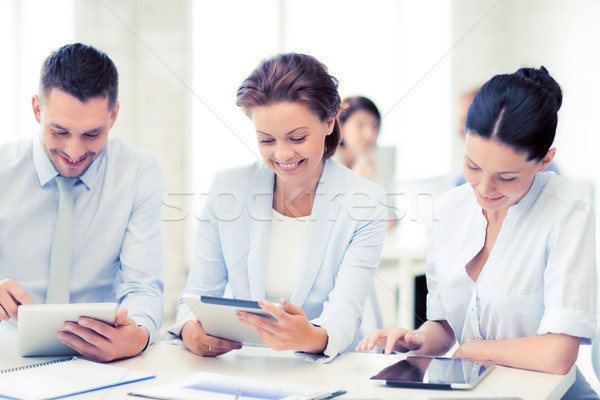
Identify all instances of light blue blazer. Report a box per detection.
[173,159,387,360]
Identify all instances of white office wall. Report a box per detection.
[191,1,452,193]
[191,1,279,196]
[0,0,74,145]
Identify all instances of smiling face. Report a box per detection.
[463,133,554,213]
[252,101,334,192]
[33,88,119,178]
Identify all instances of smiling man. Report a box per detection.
[0,43,164,362]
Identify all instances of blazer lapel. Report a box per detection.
[291,160,341,307]
[245,165,274,300]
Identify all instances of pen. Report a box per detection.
[234,388,242,400]
[319,390,347,399]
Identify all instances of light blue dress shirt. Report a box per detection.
[427,172,597,344]
[0,136,164,343]
[171,159,387,362]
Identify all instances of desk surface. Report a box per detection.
[0,331,574,400]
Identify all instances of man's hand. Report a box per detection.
[57,308,149,362]
[0,279,34,321]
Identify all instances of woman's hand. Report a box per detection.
[181,320,242,357]
[236,299,328,354]
[356,327,426,355]
[353,153,376,179]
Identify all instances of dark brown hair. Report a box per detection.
[40,43,118,110]
[236,53,341,160]
[466,66,562,161]
[339,96,381,125]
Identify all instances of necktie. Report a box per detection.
[46,176,75,304]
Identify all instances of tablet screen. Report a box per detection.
[371,356,495,389]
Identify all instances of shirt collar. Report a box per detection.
[32,135,105,190]
[78,149,105,190]
[33,135,59,187]
[507,172,544,215]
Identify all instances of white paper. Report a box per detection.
[0,357,154,400]
[129,371,339,400]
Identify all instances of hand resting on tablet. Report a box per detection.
[182,297,328,356]
[0,279,34,321]
[2,278,148,362]
[236,298,328,354]
[182,320,243,357]
[57,308,150,363]
[356,321,456,356]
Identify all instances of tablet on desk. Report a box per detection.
[371,356,496,390]
[183,295,281,346]
[17,303,118,357]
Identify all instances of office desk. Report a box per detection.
[0,331,574,400]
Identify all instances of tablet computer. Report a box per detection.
[371,356,496,390]
[183,295,281,346]
[17,303,118,357]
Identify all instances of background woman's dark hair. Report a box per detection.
[465,66,562,161]
[339,96,381,125]
[40,43,119,111]
[236,53,342,160]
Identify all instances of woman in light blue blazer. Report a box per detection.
[172,53,387,362]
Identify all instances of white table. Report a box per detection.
[0,331,574,400]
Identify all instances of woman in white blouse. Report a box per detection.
[171,53,387,362]
[358,67,597,398]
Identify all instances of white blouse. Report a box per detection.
[426,172,597,345]
[266,209,310,302]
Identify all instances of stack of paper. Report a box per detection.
[129,371,344,400]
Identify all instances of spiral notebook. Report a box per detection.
[0,356,154,400]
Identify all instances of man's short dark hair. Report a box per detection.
[39,43,118,110]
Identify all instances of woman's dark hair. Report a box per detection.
[465,66,562,161]
[236,53,342,160]
[39,43,119,110]
[339,96,381,126]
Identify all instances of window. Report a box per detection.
[0,0,74,145]
[191,1,452,193]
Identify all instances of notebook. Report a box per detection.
[129,371,345,400]
[0,356,154,400]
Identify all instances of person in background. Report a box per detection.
[170,53,387,363]
[358,66,597,399]
[336,96,398,229]
[454,86,560,186]
[335,96,382,179]
[0,43,164,362]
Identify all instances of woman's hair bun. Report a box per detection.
[516,66,562,112]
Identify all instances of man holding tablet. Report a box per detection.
[0,43,164,362]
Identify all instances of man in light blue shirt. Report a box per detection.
[0,43,164,362]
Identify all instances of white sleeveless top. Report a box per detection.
[265,209,310,302]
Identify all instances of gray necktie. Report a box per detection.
[46,176,75,304]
